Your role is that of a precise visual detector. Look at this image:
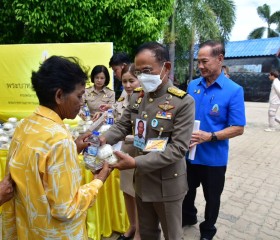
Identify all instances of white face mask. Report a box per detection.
[137,64,166,93]
[137,73,162,93]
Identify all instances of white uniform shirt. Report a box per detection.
[269,78,280,104]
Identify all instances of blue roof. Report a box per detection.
[194,37,280,58]
[225,37,280,58]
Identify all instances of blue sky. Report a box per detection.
[230,0,279,41]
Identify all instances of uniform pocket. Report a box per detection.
[208,103,227,124]
[161,161,187,197]
[150,119,174,138]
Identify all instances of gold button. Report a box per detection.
[166,94,172,100]
[144,114,148,118]
[137,97,142,104]
[174,173,178,177]
[149,98,153,102]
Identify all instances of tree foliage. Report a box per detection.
[0,0,238,85]
[248,4,280,39]
[164,0,236,84]
[0,0,174,54]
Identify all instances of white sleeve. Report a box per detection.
[274,79,280,99]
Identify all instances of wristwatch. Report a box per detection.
[211,132,218,142]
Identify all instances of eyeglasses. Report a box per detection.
[134,68,152,76]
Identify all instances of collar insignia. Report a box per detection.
[117,97,125,102]
[133,87,143,92]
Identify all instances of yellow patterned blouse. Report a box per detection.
[2,106,103,240]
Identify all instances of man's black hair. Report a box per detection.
[109,52,131,67]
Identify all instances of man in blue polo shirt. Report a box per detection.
[182,40,246,240]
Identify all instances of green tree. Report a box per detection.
[164,0,236,83]
[0,0,174,54]
[248,4,280,39]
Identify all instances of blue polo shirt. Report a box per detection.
[187,73,246,166]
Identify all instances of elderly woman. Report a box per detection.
[2,56,112,239]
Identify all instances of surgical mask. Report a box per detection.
[137,73,162,93]
[137,64,166,93]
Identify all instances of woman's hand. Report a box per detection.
[92,112,102,122]
[99,104,111,112]
[98,135,107,146]
[0,174,14,206]
[94,162,113,183]
[78,112,86,121]
[74,131,92,154]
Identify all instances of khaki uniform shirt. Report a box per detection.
[104,80,195,202]
[114,94,130,121]
[84,86,115,114]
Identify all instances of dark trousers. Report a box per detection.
[182,162,226,239]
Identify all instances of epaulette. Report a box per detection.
[167,86,186,98]
[133,87,143,92]
[105,86,113,90]
[117,97,125,102]
[85,82,93,89]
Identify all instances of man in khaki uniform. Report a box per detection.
[100,42,195,240]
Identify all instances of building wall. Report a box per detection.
[223,56,279,102]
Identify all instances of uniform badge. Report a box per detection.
[133,91,143,109]
[141,111,148,119]
[156,111,172,120]
[137,97,142,104]
[158,102,175,112]
[151,119,158,127]
[133,103,139,109]
[210,104,219,116]
[166,94,173,100]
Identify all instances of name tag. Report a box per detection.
[143,138,168,152]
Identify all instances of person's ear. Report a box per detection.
[218,54,224,64]
[122,63,127,69]
[161,62,171,80]
[164,61,171,71]
[55,88,65,105]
